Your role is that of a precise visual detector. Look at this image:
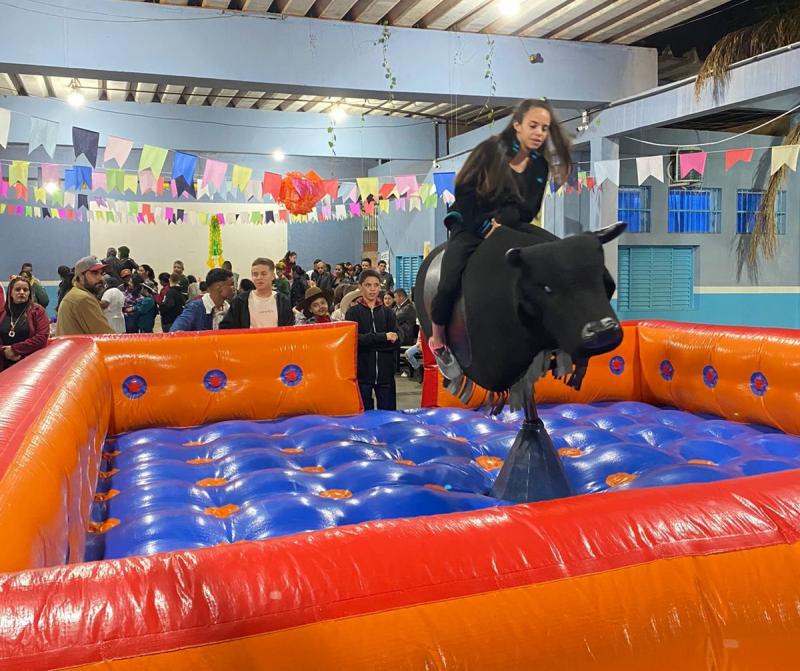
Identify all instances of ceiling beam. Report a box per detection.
[0,1,657,107]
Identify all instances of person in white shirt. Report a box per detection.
[220,257,293,330]
[168,268,234,332]
[100,279,126,334]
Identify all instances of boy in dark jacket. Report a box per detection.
[220,257,294,329]
[345,269,399,411]
[159,273,186,332]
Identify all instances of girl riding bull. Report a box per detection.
[428,99,572,356]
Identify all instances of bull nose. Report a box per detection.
[581,318,622,351]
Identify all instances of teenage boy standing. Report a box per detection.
[345,269,399,410]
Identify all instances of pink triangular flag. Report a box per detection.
[395,175,419,196]
[40,163,60,185]
[203,159,228,191]
[679,151,707,178]
[92,171,107,192]
[394,197,406,211]
[138,170,157,194]
[104,136,134,167]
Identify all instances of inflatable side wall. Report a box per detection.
[1,321,799,669]
[424,321,800,435]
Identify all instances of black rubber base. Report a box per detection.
[489,418,575,503]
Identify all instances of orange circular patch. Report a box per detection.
[475,456,504,471]
[688,459,718,466]
[281,447,304,454]
[424,484,446,492]
[451,437,469,443]
[98,468,119,480]
[606,472,637,487]
[204,504,240,518]
[271,433,288,438]
[182,440,204,447]
[558,447,584,458]
[301,466,325,473]
[394,459,416,466]
[186,457,214,465]
[93,489,120,502]
[196,477,227,487]
[102,450,121,459]
[319,489,352,500]
[88,518,120,534]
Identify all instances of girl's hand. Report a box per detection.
[484,219,501,239]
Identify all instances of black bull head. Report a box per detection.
[415,223,626,395]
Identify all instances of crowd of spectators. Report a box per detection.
[0,248,420,409]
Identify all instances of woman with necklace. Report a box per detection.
[0,276,49,370]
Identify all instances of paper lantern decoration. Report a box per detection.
[279,171,325,215]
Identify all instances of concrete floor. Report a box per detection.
[395,373,425,410]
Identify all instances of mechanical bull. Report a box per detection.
[415,222,626,503]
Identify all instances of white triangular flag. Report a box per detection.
[0,108,10,149]
[29,117,59,158]
[593,159,619,186]
[635,156,664,185]
[770,145,800,175]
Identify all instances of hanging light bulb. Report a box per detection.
[577,110,590,133]
[272,149,286,162]
[330,105,348,123]
[499,0,519,17]
[67,78,85,108]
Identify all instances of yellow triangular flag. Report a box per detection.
[231,164,253,192]
[9,160,30,185]
[379,199,390,214]
[34,187,46,203]
[138,144,168,176]
[356,177,379,201]
[770,145,800,175]
[123,174,138,194]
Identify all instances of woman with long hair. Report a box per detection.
[0,276,49,370]
[428,99,572,353]
[282,251,297,283]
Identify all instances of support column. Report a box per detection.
[590,137,621,284]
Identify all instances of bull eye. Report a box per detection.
[543,285,553,294]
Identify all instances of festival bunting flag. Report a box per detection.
[0,108,10,149]
[28,117,58,158]
[770,145,800,175]
[635,156,664,185]
[593,159,620,186]
[679,151,707,178]
[104,136,134,167]
[73,127,100,167]
[724,148,753,171]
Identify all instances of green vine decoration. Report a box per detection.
[375,24,397,101]
[207,215,224,269]
[482,36,496,125]
[327,121,337,156]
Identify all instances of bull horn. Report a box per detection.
[595,221,627,244]
[505,248,524,267]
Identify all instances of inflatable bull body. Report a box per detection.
[415,223,626,503]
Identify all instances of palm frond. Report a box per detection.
[751,124,800,262]
[695,7,800,100]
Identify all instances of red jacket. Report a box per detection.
[1,302,49,367]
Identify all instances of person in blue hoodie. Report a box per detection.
[169,268,234,332]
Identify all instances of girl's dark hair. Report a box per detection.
[187,275,197,284]
[141,264,155,281]
[456,99,572,197]
[283,251,297,263]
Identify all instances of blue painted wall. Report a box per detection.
[0,216,90,282]
[615,293,800,329]
[287,219,363,270]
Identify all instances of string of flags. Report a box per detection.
[558,145,799,195]
[0,106,457,219]
[2,104,799,218]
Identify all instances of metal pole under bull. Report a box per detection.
[490,391,574,503]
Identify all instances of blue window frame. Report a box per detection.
[736,189,786,235]
[617,246,695,311]
[394,254,423,292]
[668,188,721,233]
[618,186,651,233]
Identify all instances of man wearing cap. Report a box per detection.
[170,267,235,332]
[296,286,334,325]
[221,257,293,330]
[55,256,115,336]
